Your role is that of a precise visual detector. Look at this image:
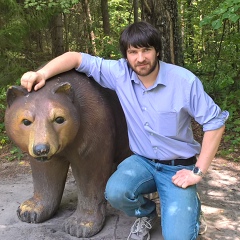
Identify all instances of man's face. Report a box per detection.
[126,45,159,77]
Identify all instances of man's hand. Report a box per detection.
[172,169,202,188]
[21,71,46,92]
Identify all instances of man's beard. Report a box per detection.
[129,58,159,77]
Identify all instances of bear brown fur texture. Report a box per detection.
[4,70,132,238]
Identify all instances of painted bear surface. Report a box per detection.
[4,70,131,238]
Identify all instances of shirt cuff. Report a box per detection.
[203,110,229,131]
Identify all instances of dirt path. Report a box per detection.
[197,158,240,240]
[0,156,239,239]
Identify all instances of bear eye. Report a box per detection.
[55,117,65,124]
[23,119,32,126]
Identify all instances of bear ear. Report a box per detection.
[6,86,29,107]
[52,82,74,102]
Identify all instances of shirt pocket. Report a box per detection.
[154,111,177,137]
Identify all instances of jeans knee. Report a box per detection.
[105,181,125,207]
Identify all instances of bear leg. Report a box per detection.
[17,157,69,223]
[62,159,111,238]
[63,200,106,238]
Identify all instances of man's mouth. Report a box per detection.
[136,62,148,67]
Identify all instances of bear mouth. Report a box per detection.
[35,156,49,162]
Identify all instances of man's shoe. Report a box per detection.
[127,214,158,240]
[199,210,208,235]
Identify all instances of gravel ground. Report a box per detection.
[0,157,239,240]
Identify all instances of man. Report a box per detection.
[21,21,228,240]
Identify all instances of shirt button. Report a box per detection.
[145,122,149,126]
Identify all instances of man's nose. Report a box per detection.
[137,52,145,62]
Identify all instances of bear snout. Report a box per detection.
[33,144,50,161]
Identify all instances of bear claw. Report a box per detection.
[63,215,103,238]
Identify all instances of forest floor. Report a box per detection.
[0,123,240,239]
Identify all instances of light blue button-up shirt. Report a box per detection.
[76,53,229,160]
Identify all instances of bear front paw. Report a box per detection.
[17,198,53,223]
[63,214,104,238]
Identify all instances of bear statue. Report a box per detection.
[4,70,132,238]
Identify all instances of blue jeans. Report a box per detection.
[105,155,200,240]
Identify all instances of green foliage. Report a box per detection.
[94,0,133,57]
[108,0,133,34]
[24,0,80,13]
[0,0,31,86]
[180,0,240,160]
[220,90,240,153]
[5,146,24,162]
[0,86,9,147]
[0,0,28,50]
[96,36,122,59]
[0,0,239,161]
[200,0,240,29]
[0,124,8,146]
[0,21,27,51]
[0,83,24,162]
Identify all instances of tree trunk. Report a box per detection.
[82,0,96,55]
[141,0,183,65]
[101,0,110,35]
[50,14,64,57]
[186,0,195,60]
[133,0,139,22]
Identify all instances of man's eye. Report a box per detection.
[128,50,136,54]
[55,117,65,124]
[23,119,32,126]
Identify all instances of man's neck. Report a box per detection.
[138,63,160,88]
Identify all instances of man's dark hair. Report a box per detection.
[119,21,161,59]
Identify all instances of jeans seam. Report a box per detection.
[132,176,154,197]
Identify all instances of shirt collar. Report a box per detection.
[130,61,167,88]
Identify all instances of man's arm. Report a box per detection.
[172,125,225,188]
[194,125,225,173]
[21,52,82,92]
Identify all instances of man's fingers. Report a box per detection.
[172,169,202,188]
[21,72,34,92]
[34,81,45,91]
[21,71,45,92]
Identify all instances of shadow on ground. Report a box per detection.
[0,157,239,240]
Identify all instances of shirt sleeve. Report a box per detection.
[188,76,229,131]
[75,52,126,90]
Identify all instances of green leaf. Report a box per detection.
[200,16,213,27]
[211,19,222,29]
[214,8,226,15]
[229,13,240,22]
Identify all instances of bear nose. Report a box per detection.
[33,144,50,156]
